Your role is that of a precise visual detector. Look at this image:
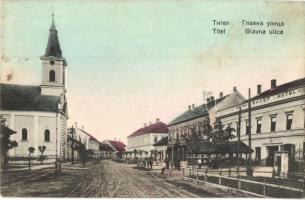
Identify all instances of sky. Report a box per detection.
[1,0,304,144]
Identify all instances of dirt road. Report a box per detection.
[1,160,216,197]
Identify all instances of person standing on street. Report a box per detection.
[198,158,202,169]
[161,160,166,174]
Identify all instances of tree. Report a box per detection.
[138,150,143,158]
[28,147,35,170]
[0,116,18,171]
[133,149,138,159]
[210,119,236,145]
[38,146,46,165]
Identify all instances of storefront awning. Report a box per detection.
[216,141,254,154]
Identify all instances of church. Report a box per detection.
[0,15,69,162]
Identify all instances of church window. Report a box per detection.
[22,128,28,141]
[49,70,55,82]
[44,129,50,142]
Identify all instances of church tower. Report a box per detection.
[40,14,67,96]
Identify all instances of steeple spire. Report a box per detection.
[44,14,62,58]
[50,13,56,31]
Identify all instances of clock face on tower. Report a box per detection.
[50,60,55,65]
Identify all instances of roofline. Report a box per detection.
[168,112,209,127]
[217,94,305,120]
[218,84,305,113]
[77,128,100,143]
[127,131,168,138]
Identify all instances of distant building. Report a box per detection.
[66,124,101,161]
[153,136,168,162]
[100,140,126,160]
[127,118,168,157]
[217,78,305,166]
[167,89,246,168]
[0,16,68,161]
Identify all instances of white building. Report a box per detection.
[167,88,246,168]
[127,119,168,156]
[0,16,68,161]
[66,124,101,160]
[217,78,305,166]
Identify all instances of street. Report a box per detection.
[1,160,216,197]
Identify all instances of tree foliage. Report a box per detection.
[210,119,236,145]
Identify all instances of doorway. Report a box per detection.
[266,146,278,166]
[255,147,261,163]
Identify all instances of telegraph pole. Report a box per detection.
[248,88,253,176]
[71,126,74,164]
[237,106,241,175]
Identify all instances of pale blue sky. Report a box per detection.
[1,0,304,143]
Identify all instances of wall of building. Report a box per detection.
[127,133,168,153]
[168,115,210,144]
[0,110,67,160]
[218,87,305,162]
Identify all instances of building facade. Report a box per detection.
[0,16,68,161]
[217,78,305,167]
[100,140,126,160]
[167,88,246,168]
[127,118,168,156]
[66,124,101,161]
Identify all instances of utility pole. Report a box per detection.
[71,126,74,164]
[237,106,241,175]
[248,88,253,176]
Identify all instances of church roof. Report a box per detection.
[128,121,168,138]
[168,96,228,126]
[0,84,60,112]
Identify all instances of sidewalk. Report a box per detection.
[5,163,54,172]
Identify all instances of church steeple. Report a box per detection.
[44,14,62,59]
[40,14,67,97]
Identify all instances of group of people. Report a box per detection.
[143,159,153,171]
[196,157,222,169]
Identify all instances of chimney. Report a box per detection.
[210,96,214,101]
[271,79,276,89]
[219,92,223,98]
[188,105,192,110]
[156,118,160,123]
[192,104,195,110]
[257,84,262,95]
[233,86,237,92]
[74,122,78,129]
[207,98,210,103]
[81,125,85,130]
[144,123,147,127]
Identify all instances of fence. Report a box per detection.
[183,167,304,198]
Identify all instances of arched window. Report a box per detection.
[22,128,28,141]
[44,129,50,142]
[49,70,55,82]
